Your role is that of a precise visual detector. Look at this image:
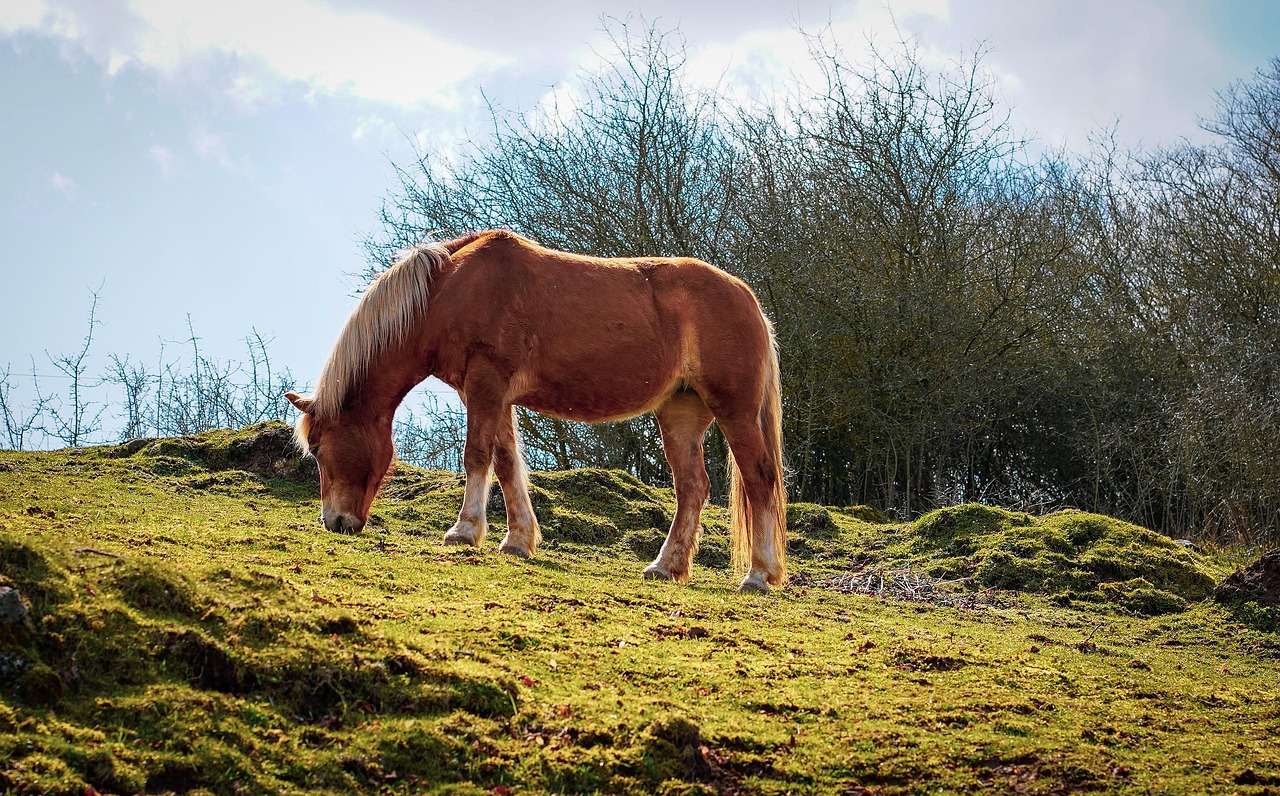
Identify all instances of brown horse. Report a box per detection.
[285,230,787,592]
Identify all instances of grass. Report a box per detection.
[0,423,1277,794]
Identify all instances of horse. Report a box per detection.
[285,230,787,592]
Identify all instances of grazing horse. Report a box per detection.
[285,230,787,592]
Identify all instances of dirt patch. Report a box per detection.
[1214,549,1280,608]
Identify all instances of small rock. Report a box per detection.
[0,586,31,626]
[0,650,32,683]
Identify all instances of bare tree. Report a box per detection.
[104,353,151,441]
[0,365,48,450]
[361,25,1279,545]
[150,319,298,436]
[733,33,1088,512]
[40,287,107,447]
[394,394,467,471]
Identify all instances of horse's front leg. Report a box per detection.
[443,385,504,548]
[493,404,541,558]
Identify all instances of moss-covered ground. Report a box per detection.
[1,423,1277,794]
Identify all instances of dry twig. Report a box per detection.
[821,563,998,609]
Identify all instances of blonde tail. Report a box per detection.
[729,450,750,578]
[729,330,788,586]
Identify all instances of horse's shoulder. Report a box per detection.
[447,229,538,259]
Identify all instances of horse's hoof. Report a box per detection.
[498,540,531,559]
[737,573,771,594]
[443,527,481,547]
[643,564,673,581]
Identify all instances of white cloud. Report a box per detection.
[352,115,393,143]
[226,73,274,111]
[0,0,46,30]
[146,143,183,178]
[681,0,954,109]
[904,0,1232,150]
[190,128,254,176]
[48,171,78,199]
[1,0,511,109]
[531,82,585,129]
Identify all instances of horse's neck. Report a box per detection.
[353,335,432,420]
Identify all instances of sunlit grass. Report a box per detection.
[1,425,1277,794]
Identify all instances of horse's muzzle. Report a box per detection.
[321,507,365,534]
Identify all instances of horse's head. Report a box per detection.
[286,391,394,534]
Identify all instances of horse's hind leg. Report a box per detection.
[718,414,785,593]
[645,391,714,582]
[493,405,541,558]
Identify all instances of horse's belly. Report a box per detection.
[505,279,686,421]
[513,361,677,423]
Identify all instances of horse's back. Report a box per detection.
[450,231,762,338]
[439,232,770,418]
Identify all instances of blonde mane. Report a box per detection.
[310,243,449,419]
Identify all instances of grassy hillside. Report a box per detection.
[1,423,1278,795]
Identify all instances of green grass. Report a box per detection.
[1,423,1277,794]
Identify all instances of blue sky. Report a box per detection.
[2,0,1279,444]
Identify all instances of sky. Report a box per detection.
[2,0,1279,445]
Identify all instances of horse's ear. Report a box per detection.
[285,391,314,413]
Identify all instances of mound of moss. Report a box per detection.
[529,469,670,545]
[884,504,1219,614]
[376,467,469,532]
[42,424,1224,617]
[373,463,1221,613]
[99,421,315,483]
[0,535,517,794]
